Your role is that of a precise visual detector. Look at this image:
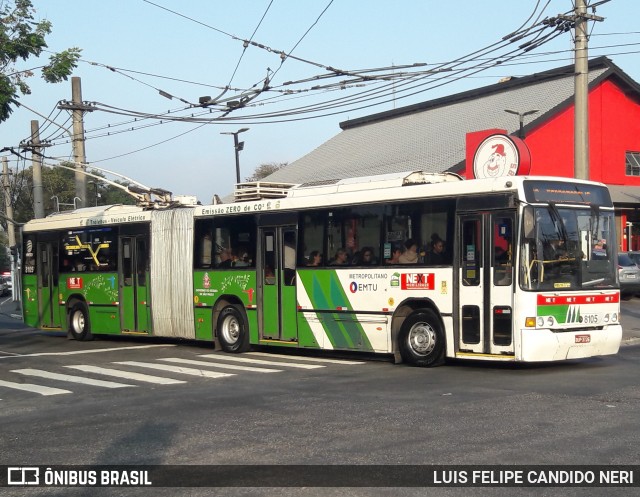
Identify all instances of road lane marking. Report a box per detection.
[65,365,187,384]
[0,344,176,360]
[199,354,324,369]
[246,352,365,365]
[0,379,71,396]
[114,361,234,378]
[160,357,282,373]
[11,369,133,388]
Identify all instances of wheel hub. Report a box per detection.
[408,323,436,356]
[222,317,240,344]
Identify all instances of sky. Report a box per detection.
[2,0,639,205]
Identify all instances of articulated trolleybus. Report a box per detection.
[22,172,622,366]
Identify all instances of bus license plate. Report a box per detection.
[575,335,591,344]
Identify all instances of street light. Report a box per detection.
[504,109,539,139]
[221,128,250,184]
[88,181,100,206]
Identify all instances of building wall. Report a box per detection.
[524,79,640,186]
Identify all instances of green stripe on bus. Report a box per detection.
[299,270,373,351]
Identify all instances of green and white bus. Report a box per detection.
[21,171,622,366]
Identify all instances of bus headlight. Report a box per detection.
[546,316,555,327]
[611,313,618,323]
[537,317,545,327]
[604,314,610,323]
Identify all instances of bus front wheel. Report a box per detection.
[68,302,93,341]
[217,305,250,353]
[398,310,444,367]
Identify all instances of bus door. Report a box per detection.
[119,235,150,333]
[258,224,298,342]
[457,211,515,356]
[36,240,62,329]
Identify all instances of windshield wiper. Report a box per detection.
[548,202,569,246]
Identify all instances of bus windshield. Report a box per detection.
[519,205,617,291]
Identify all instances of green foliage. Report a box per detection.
[0,0,81,122]
[42,48,82,83]
[0,163,136,226]
[245,162,288,182]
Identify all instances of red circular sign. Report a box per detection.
[472,134,531,179]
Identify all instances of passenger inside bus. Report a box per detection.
[425,234,446,265]
[307,251,322,266]
[353,247,378,266]
[386,244,402,264]
[399,239,419,264]
[217,248,233,268]
[330,249,349,265]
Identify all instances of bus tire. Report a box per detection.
[398,309,444,367]
[217,305,250,353]
[69,302,93,341]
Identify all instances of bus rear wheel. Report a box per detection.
[398,309,444,367]
[68,302,93,341]
[217,305,250,353]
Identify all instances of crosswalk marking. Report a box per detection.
[0,379,71,396]
[65,365,187,385]
[199,354,324,369]
[159,357,282,373]
[114,361,234,379]
[11,369,133,389]
[246,352,366,365]
[0,344,175,360]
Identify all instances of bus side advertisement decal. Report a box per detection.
[298,270,374,351]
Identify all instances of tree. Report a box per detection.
[245,162,288,182]
[0,0,81,122]
[1,162,135,226]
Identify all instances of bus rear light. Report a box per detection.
[525,317,536,327]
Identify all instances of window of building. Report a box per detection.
[625,151,640,176]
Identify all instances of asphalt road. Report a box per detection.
[0,298,639,497]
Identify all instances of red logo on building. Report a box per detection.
[471,133,531,179]
[401,273,435,290]
[67,277,83,289]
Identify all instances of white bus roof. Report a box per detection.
[22,204,153,232]
[197,172,610,217]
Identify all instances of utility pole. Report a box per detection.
[71,77,87,208]
[30,120,45,219]
[2,157,16,248]
[2,157,18,302]
[572,0,604,180]
[574,0,589,180]
[58,77,94,208]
